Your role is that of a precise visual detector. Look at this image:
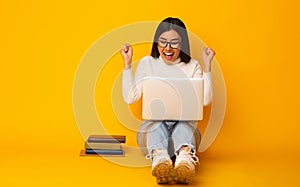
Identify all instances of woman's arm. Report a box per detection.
[202,47,215,106]
[194,48,215,106]
[120,44,144,104]
[202,47,215,73]
[120,44,133,70]
[203,71,213,106]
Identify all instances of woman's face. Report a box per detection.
[157,29,181,64]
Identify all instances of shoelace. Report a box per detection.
[182,148,199,165]
[145,153,154,160]
[145,149,166,160]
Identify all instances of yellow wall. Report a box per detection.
[1,0,300,186]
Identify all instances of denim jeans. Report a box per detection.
[136,120,201,158]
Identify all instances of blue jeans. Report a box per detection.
[136,120,201,158]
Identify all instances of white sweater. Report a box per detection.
[122,56,213,106]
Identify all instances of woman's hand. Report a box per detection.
[120,44,133,70]
[202,47,215,72]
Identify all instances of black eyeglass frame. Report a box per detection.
[157,40,182,49]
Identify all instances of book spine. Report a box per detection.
[87,138,126,143]
[85,142,122,150]
[85,149,124,155]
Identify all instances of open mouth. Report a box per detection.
[163,52,174,60]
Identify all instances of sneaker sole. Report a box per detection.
[174,161,195,184]
[152,160,173,184]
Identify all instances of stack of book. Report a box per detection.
[81,135,126,156]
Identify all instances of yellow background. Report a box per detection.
[1,0,300,186]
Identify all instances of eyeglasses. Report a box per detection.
[157,40,181,49]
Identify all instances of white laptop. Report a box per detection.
[142,77,204,121]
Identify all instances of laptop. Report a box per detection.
[142,77,204,121]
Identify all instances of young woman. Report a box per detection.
[120,17,215,184]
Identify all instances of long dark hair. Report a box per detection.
[151,17,191,63]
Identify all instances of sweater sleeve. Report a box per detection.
[122,57,147,104]
[193,62,213,106]
[203,72,213,106]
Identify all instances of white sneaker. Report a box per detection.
[146,149,173,184]
[174,146,199,184]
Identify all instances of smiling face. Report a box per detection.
[157,29,181,64]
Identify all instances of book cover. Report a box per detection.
[85,142,122,150]
[87,135,126,143]
[85,149,124,155]
[79,149,124,157]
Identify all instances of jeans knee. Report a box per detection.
[173,121,197,134]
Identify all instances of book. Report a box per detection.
[80,135,126,157]
[85,142,122,150]
[85,149,124,155]
[79,149,124,157]
[87,135,126,143]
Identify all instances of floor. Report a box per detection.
[1,141,299,187]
